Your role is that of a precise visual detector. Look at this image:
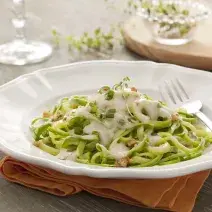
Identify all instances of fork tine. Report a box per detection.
[176,78,189,100]
[171,79,183,102]
[159,82,178,107]
[158,85,166,102]
[164,80,178,104]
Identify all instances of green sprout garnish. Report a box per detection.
[51,25,124,54]
[113,76,130,91]
[105,90,115,100]
[51,29,60,46]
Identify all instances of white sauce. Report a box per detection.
[52,120,63,128]
[90,90,139,113]
[149,135,161,146]
[132,102,150,123]
[159,107,173,118]
[57,149,77,161]
[83,121,113,146]
[136,99,159,120]
[66,151,77,161]
[109,142,129,159]
[75,106,90,117]
[68,88,173,151]
[111,93,127,111]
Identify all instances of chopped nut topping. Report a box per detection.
[127,139,137,147]
[43,111,51,118]
[131,87,137,92]
[103,87,109,91]
[71,104,78,109]
[171,113,179,121]
[115,157,130,167]
[33,140,41,147]
[52,112,63,121]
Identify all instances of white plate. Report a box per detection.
[1,60,212,179]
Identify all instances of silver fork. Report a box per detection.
[159,78,212,131]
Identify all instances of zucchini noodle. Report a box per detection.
[30,77,212,167]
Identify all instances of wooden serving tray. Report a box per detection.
[123,16,212,70]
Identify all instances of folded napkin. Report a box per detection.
[0,156,210,212]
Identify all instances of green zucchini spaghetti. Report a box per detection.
[31,77,212,167]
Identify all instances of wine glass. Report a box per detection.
[0,0,52,65]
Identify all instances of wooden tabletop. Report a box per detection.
[0,0,212,212]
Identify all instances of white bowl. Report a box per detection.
[1,60,212,179]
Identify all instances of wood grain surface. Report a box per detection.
[123,16,212,70]
[1,0,212,212]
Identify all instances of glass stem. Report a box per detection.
[12,0,26,41]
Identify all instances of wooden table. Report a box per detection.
[0,0,212,212]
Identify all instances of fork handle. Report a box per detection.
[195,111,212,131]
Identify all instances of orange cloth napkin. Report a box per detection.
[0,156,210,212]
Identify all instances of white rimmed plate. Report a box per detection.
[1,60,212,179]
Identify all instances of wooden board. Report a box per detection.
[123,16,212,70]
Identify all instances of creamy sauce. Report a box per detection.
[109,142,129,159]
[141,100,159,120]
[135,99,172,121]
[57,149,77,161]
[75,106,91,117]
[67,150,77,161]
[52,120,64,128]
[83,121,113,146]
[149,135,161,146]
[132,102,150,123]
[159,107,173,118]
[70,89,172,147]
